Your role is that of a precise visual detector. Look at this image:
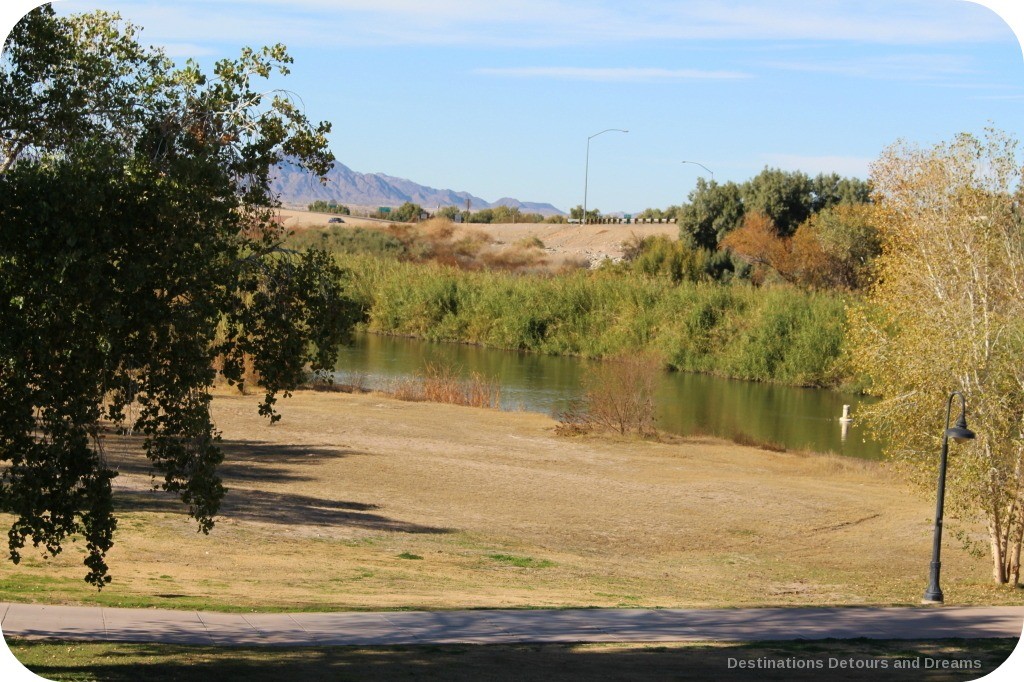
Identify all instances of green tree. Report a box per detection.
[568,205,601,223]
[848,129,1024,585]
[741,168,814,236]
[1,8,163,173]
[638,205,680,221]
[810,173,871,211]
[308,200,350,215]
[492,205,522,223]
[676,179,744,249]
[0,7,358,586]
[468,208,495,223]
[435,206,460,220]
[391,201,423,222]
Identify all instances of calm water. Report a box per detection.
[334,334,882,459]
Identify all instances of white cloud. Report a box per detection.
[474,67,750,82]
[53,0,1013,50]
[761,53,975,81]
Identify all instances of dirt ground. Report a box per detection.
[2,390,1020,612]
[277,208,678,264]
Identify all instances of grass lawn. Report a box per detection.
[6,638,1018,682]
[1,390,1022,611]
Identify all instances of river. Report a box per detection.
[333,333,882,459]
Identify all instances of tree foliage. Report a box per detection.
[0,6,358,586]
[802,203,880,289]
[308,200,350,215]
[741,168,815,237]
[676,179,745,250]
[675,170,870,251]
[720,205,879,290]
[848,129,1024,585]
[569,205,600,223]
[391,201,423,223]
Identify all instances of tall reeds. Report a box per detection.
[340,254,849,387]
[383,363,501,409]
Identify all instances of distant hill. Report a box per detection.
[270,162,565,216]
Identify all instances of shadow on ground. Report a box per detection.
[105,433,356,485]
[108,434,452,536]
[9,639,1018,682]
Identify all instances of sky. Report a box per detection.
[2,1,1024,214]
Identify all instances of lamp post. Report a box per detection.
[583,128,627,225]
[922,390,976,604]
[681,160,714,183]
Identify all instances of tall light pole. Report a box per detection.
[583,128,627,225]
[681,160,714,183]
[922,390,976,604]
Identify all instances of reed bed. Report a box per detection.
[341,254,849,387]
[378,363,501,409]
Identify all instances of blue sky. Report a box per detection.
[4,1,1024,213]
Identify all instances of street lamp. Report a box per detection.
[583,128,627,225]
[922,390,976,604]
[681,160,714,182]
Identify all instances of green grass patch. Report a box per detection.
[486,554,556,569]
[397,552,423,560]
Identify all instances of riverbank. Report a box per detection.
[1,390,1017,611]
[342,255,849,387]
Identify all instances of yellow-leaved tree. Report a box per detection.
[849,129,1024,585]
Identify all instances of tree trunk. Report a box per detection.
[1009,505,1024,586]
[989,521,1008,584]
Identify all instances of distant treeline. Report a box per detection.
[630,168,877,290]
[308,200,351,215]
[640,168,870,247]
[435,205,555,224]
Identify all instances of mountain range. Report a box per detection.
[270,162,565,216]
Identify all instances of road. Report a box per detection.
[3,604,1022,646]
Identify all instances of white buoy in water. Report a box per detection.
[839,405,853,441]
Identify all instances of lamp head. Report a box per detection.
[946,413,975,443]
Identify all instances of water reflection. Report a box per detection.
[333,334,882,459]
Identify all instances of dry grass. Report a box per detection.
[1,390,1021,612]
[375,363,501,409]
[479,242,547,270]
[396,218,551,272]
[420,364,501,409]
[277,208,678,267]
[731,431,788,452]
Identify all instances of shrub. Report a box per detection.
[558,354,661,438]
[287,225,406,258]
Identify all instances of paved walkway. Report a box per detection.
[2,603,1023,646]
